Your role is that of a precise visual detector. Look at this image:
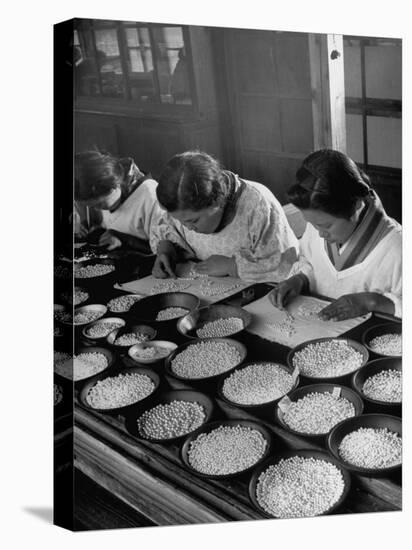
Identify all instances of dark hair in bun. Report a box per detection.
[287,149,371,219]
[156,150,228,212]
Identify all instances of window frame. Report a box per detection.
[343,35,401,173]
[74,19,198,118]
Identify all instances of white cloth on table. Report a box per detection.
[150,178,299,283]
[291,221,402,317]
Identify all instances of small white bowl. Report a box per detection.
[128,340,178,364]
[82,317,126,341]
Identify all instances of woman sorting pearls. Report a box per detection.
[74,150,163,253]
[269,149,402,321]
[150,151,299,282]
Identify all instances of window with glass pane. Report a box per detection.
[123,25,156,102]
[74,20,193,107]
[151,26,192,104]
[343,36,401,170]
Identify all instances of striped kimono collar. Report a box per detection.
[325,191,393,271]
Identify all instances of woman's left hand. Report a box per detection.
[319,293,372,321]
[98,230,122,251]
[195,255,237,277]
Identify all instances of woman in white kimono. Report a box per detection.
[269,149,402,320]
[151,151,299,282]
[74,151,163,253]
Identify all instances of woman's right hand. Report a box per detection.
[152,253,177,278]
[268,274,307,309]
[152,240,178,278]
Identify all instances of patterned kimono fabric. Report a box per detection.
[324,191,394,271]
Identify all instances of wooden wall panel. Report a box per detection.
[273,32,312,96]
[74,111,222,179]
[115,120,184,177]
[222,29,314,201]
[75,115,119,154]
[241,151,302,203]
[239,96,281,151]
[230,30,276,94]
[280,98,314,153]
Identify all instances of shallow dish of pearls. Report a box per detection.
[287,337,369,382]
[128,340,178,365]
[177,304,252,340]
[180,419,272,479]
[327,413,402,476]
[106,324,157,350]
[218,361,299,409]
[124,390,215,443]
[275,383,363,439]
[165,337,247,383]
[54,346,115,383]
[249,449,351,518]
[352,357,402,409]
[362,322,402,358]
[82,317,126,343]
[107,294,144,314]
[129,291,200,325]
[60,286,89,307]
[78,366,160,414]
[73,259,116,283]
[56,304,108,327]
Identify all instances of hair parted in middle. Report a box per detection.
[156,150,229,212]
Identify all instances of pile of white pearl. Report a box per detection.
[292,340,364,378]
[199,279,242,297]
[137,400,206,439]
[86,320,124,338]
[171,341,241,379]
[114,332,149,346]
[268,313,296,340]
[54,309,72,323]
[150,280,191,295]
[222,363,294,405]
[156,307,189,321]
[338,427,402,469]
[197,317,244,338]
[188,425,267,475]
[256,456,345,518]
[61,287,89,306]
[74,263,115,278]
[54,351,109,380]
[369,334,402,356]
[86,372,155,409]
[283,392,355,434]
[73,310,103,325]
[108,294,142,312]
[296,302,324,319]
[362,369,402,403]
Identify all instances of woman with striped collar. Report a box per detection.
[269,149,402,320]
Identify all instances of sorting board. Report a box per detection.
[244,293,370,348]
[114,265,251,305]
